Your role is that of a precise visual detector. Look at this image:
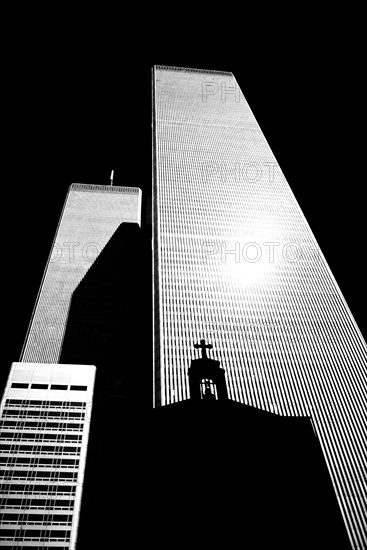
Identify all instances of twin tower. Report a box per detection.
[1,63,366,549]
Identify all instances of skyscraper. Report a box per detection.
[21,183,141,364]
[1,183,142,548]
[152,65,367,549]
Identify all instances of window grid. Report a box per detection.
[153,66,367,550]
[0,397,88,547]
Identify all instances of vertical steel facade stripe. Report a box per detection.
[153,65,367,549]
[20,184,141,365]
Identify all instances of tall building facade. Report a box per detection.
[1,183,142,548]
[0,363,95,549]
[152,65,367,549]
[21,183,141,364]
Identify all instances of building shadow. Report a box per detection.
[60,222,350,549]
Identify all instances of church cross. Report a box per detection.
[194,339,213,359]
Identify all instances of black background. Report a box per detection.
[3,32,366,388]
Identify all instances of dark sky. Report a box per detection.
[3,41,366,387]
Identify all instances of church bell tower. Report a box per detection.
[188,340,228,402]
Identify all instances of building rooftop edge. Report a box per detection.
[154,64,233,76]
[154,399,312,420]
[12,361,97,370]
[70,183,141,194]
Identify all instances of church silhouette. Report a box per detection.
[60,222,351,549]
